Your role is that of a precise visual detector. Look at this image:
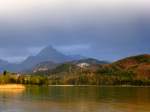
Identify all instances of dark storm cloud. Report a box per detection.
[0,0,150,62]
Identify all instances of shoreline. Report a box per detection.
[48,85,150,87]
[1,84,150,88]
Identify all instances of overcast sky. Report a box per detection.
[0,0,150,62]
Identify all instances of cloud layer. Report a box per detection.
[0,0,150,62]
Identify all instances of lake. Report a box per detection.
[0,86,150,112]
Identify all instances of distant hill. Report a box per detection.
[99,54,150,79]
[31,54,150,77]
[46,54,150,85]
[32,61,58,73]
[32,58,108,74]
[43,54,150,78]
[1,54,150,85]
[114,54,150,67]
[113,54,150,78]
[69,58,109,65]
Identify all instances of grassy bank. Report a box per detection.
[0,84,25,89]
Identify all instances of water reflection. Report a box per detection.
[0,86,150,112]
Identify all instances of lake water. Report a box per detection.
[0,86,150,112]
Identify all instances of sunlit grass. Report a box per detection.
[0,84,25,94]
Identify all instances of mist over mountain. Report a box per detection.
[0,45,86,72]
[19,45,72,71]
[0,59,9,71]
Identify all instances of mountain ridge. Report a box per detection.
[0,45,87,72]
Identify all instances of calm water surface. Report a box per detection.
[0,86,150,112]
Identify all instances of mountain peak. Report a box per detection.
[1,45,87,72]
[37,45,67,60]
[38,45,57,55]
[43,45,56,51]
